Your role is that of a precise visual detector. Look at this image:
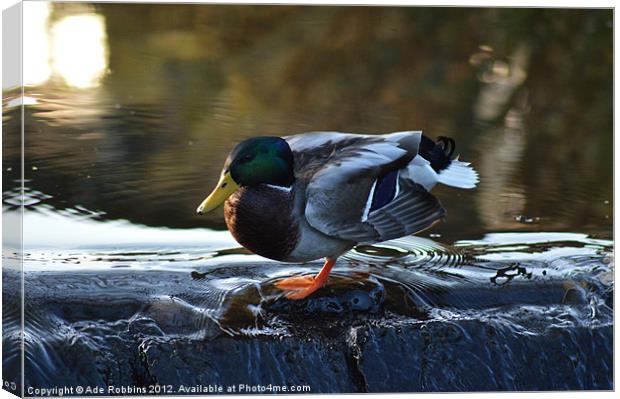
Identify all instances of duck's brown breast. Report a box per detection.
[224,185,299,261]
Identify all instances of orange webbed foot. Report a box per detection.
[274,275,316,290]
[275,276,323,299]
[274,257,337,300]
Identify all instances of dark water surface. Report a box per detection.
[2,3,613,394]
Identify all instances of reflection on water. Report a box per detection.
[473,44,530,122]
[51,14,108,89]
[3,4,612,238]
[23,1,108,88]
[2,3,613,392]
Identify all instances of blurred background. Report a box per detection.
[3,2,613,243]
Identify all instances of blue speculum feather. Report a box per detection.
[370,170,399,212]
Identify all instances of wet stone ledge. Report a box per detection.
[134,317,612,392]
[2,247,614,394]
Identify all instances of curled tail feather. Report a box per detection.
[418,135,478,189]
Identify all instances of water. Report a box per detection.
[2,3,613,393]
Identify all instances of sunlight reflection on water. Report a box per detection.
[23,1,108,89]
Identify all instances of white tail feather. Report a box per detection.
[437,159,479,189]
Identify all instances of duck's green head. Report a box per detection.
[196,136,294,214]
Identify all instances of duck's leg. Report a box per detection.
[275,257,336,300]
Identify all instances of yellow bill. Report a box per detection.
[196,172,239,214]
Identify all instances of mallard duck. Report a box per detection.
[197,131,478,299]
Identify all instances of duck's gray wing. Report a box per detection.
[285,131,446,244]
[285,131,417,182]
